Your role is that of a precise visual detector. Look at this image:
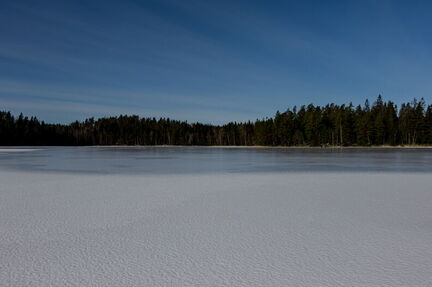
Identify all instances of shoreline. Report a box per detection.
[2,145,432,149]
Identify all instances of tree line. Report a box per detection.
[1,96,432,146]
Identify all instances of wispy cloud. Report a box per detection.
[1,0,431,123]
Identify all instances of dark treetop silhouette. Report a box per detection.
[1,96,432,146]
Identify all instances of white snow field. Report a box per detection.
[1,171,432,286]
[0,149,40,152]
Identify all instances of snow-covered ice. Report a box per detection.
[0,149,40,152]
[1,170,432,286]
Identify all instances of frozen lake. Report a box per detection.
[1,147,432,286]
[1,146,432,174]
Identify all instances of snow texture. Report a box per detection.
[0,149,40,152]
[1,171,432,286]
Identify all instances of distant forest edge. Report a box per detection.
[1,96,432,146]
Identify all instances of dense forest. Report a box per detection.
[1,96,432,146]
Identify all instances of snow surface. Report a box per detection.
[1,171,432,286]
[0,149,40,152]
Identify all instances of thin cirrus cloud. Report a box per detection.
[1,95,256,125]
[0,79,260,124]
[1,0,432,124]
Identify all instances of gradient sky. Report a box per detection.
[1,0,432,124]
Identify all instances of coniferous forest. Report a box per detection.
[1,96,432,146]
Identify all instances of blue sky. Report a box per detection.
[1,0,432,124]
